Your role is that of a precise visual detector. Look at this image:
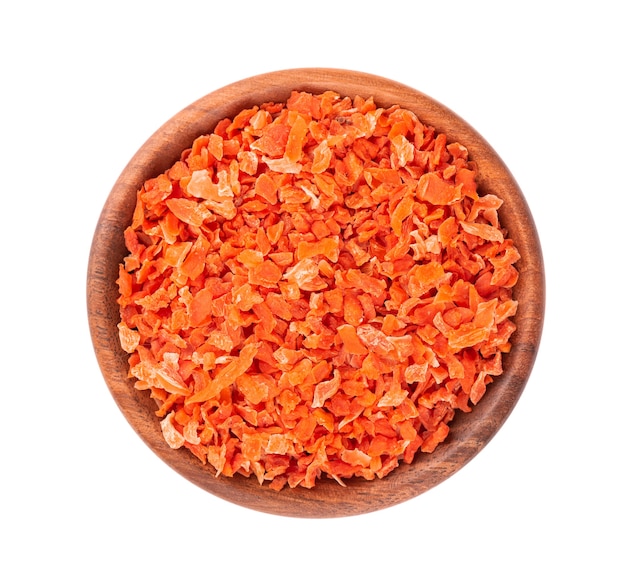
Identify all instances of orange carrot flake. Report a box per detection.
[117,90,520,489]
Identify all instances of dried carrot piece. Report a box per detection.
[312,370,341,408]
[117,91,520,490]
[296,237,340,263]
[165,198,210,227]
[284,113,309,163]
[179,234,209,280]
[185,342,259,405]
[248,260,283,288]
[189,287,213,327]
[337,324,369,355]
[417,172,463,205]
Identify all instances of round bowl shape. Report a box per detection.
[87,68,544,518]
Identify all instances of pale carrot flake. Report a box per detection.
[183,419,201,445]
[391,134,415,168]
[341,448,372,468]
[161,412,185,449]
[378,387,409,408]
[266,433,294,455]
[117,321,140,353]
[283,258,321,288]
[311,140,332,173]
[460,220,505,243]
[261,156,302,174]
[238,150,259,175]
[312,370,341,408]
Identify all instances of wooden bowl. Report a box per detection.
[87,68,545,518]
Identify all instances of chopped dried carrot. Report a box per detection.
[117,90,520,489]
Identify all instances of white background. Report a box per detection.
[2,1,624,576]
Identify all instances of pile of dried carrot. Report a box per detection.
[117,90,520,489]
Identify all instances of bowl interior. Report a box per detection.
[87,68,544,518]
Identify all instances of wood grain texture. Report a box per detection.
[87,68,545,518]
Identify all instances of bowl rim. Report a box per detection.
[87,67,545,518]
